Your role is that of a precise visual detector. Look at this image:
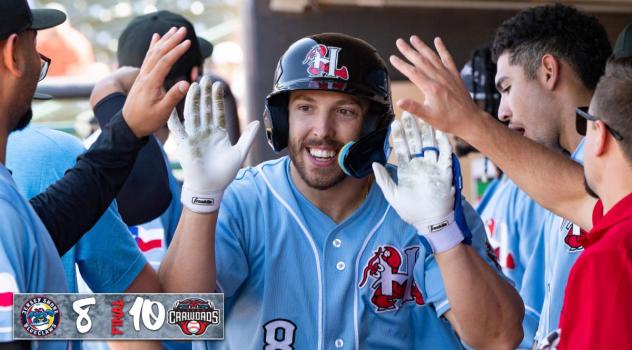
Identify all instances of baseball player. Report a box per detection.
[7,125,163,350]
[462,47,548,348]
[0,2,71,348]
[159,33,523,349]
[0,1,199,348]
[386,4,611,349]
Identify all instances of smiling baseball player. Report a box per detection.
[159,33,523,350]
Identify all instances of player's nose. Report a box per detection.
[310,111,336,139]
[497,96,512,123]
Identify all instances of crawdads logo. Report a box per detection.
[359,245,424,312]
[167,298,220,336]
[561,219,587,252]
[303,44,349,80]
[20,297,61,337]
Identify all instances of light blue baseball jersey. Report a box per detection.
[7,126,147,350]
[0,163,68,349]
[7,125,147,293]
[476,175,547,348]
[533,138,586,345]
[199,156,500,350]
[127,150,183,271]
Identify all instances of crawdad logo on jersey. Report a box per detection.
[561,219,587,252]
[359,245,424,312]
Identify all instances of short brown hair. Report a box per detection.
[592,57,632,162]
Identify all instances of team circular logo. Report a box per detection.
[20,297,61,337]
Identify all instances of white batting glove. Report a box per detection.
[372,112,463,253]
[168,77,260,213]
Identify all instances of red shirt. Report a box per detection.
[558,192,632,349]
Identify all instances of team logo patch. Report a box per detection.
[167,298,220,335]
[303,44,349,80]
[561,219,587,252]
[20,296,61,337]
[359,245,424,311]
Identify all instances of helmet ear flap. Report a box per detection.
[264,93,290,152]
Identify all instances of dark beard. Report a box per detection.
[288,138,347,190]
[12,108,32,131]
[584,177,599,199]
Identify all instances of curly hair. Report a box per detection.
[492,3,611,90]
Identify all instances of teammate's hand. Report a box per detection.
[372,112,464,253]
[389,35,485,136]
[122,27,192,138]
[168,77,260,213]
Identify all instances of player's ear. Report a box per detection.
[592,120,608,157]
[539,54,559,91]
[1,34,25,78]
[191,66,200,83]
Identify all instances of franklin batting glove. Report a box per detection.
[168,77,260,213]
[373,112,464,253]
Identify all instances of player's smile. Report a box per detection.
[305,145,339,167]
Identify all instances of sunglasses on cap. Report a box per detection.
[575,106,624,141]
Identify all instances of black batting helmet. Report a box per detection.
[264,33,393,148]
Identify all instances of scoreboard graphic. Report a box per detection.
[13,293,223,340]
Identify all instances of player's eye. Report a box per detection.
[296,104,313,113]
[337,106,360,117]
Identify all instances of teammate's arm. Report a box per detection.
[88,67,172,227]
[29,27,193,256]
[389,35,595,230]
[158,78,259,292]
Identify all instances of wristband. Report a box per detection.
[416,212,464,253]
[181,186,223,213]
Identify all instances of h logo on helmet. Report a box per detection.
[303,44,349,80]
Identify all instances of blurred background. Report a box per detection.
[30,0,632,202]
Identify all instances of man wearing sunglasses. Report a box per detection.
[0,0,195,346]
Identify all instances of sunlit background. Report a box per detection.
[30,0,244,138]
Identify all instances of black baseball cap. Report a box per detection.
[614,22,632,58]
[1,1,66,99]
[118,11,211,82]
[0,0,66,40]
[199,37,213,59]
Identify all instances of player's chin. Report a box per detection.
[304,166,347,190]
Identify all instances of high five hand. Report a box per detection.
[168,76,260,213]
[372,112,464,253]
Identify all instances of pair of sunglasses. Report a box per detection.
[575,106,623,141]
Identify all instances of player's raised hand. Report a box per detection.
[168,77,260,213]
[122,27,192,137]
[372,112,464,253]
[389,36,484,136]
